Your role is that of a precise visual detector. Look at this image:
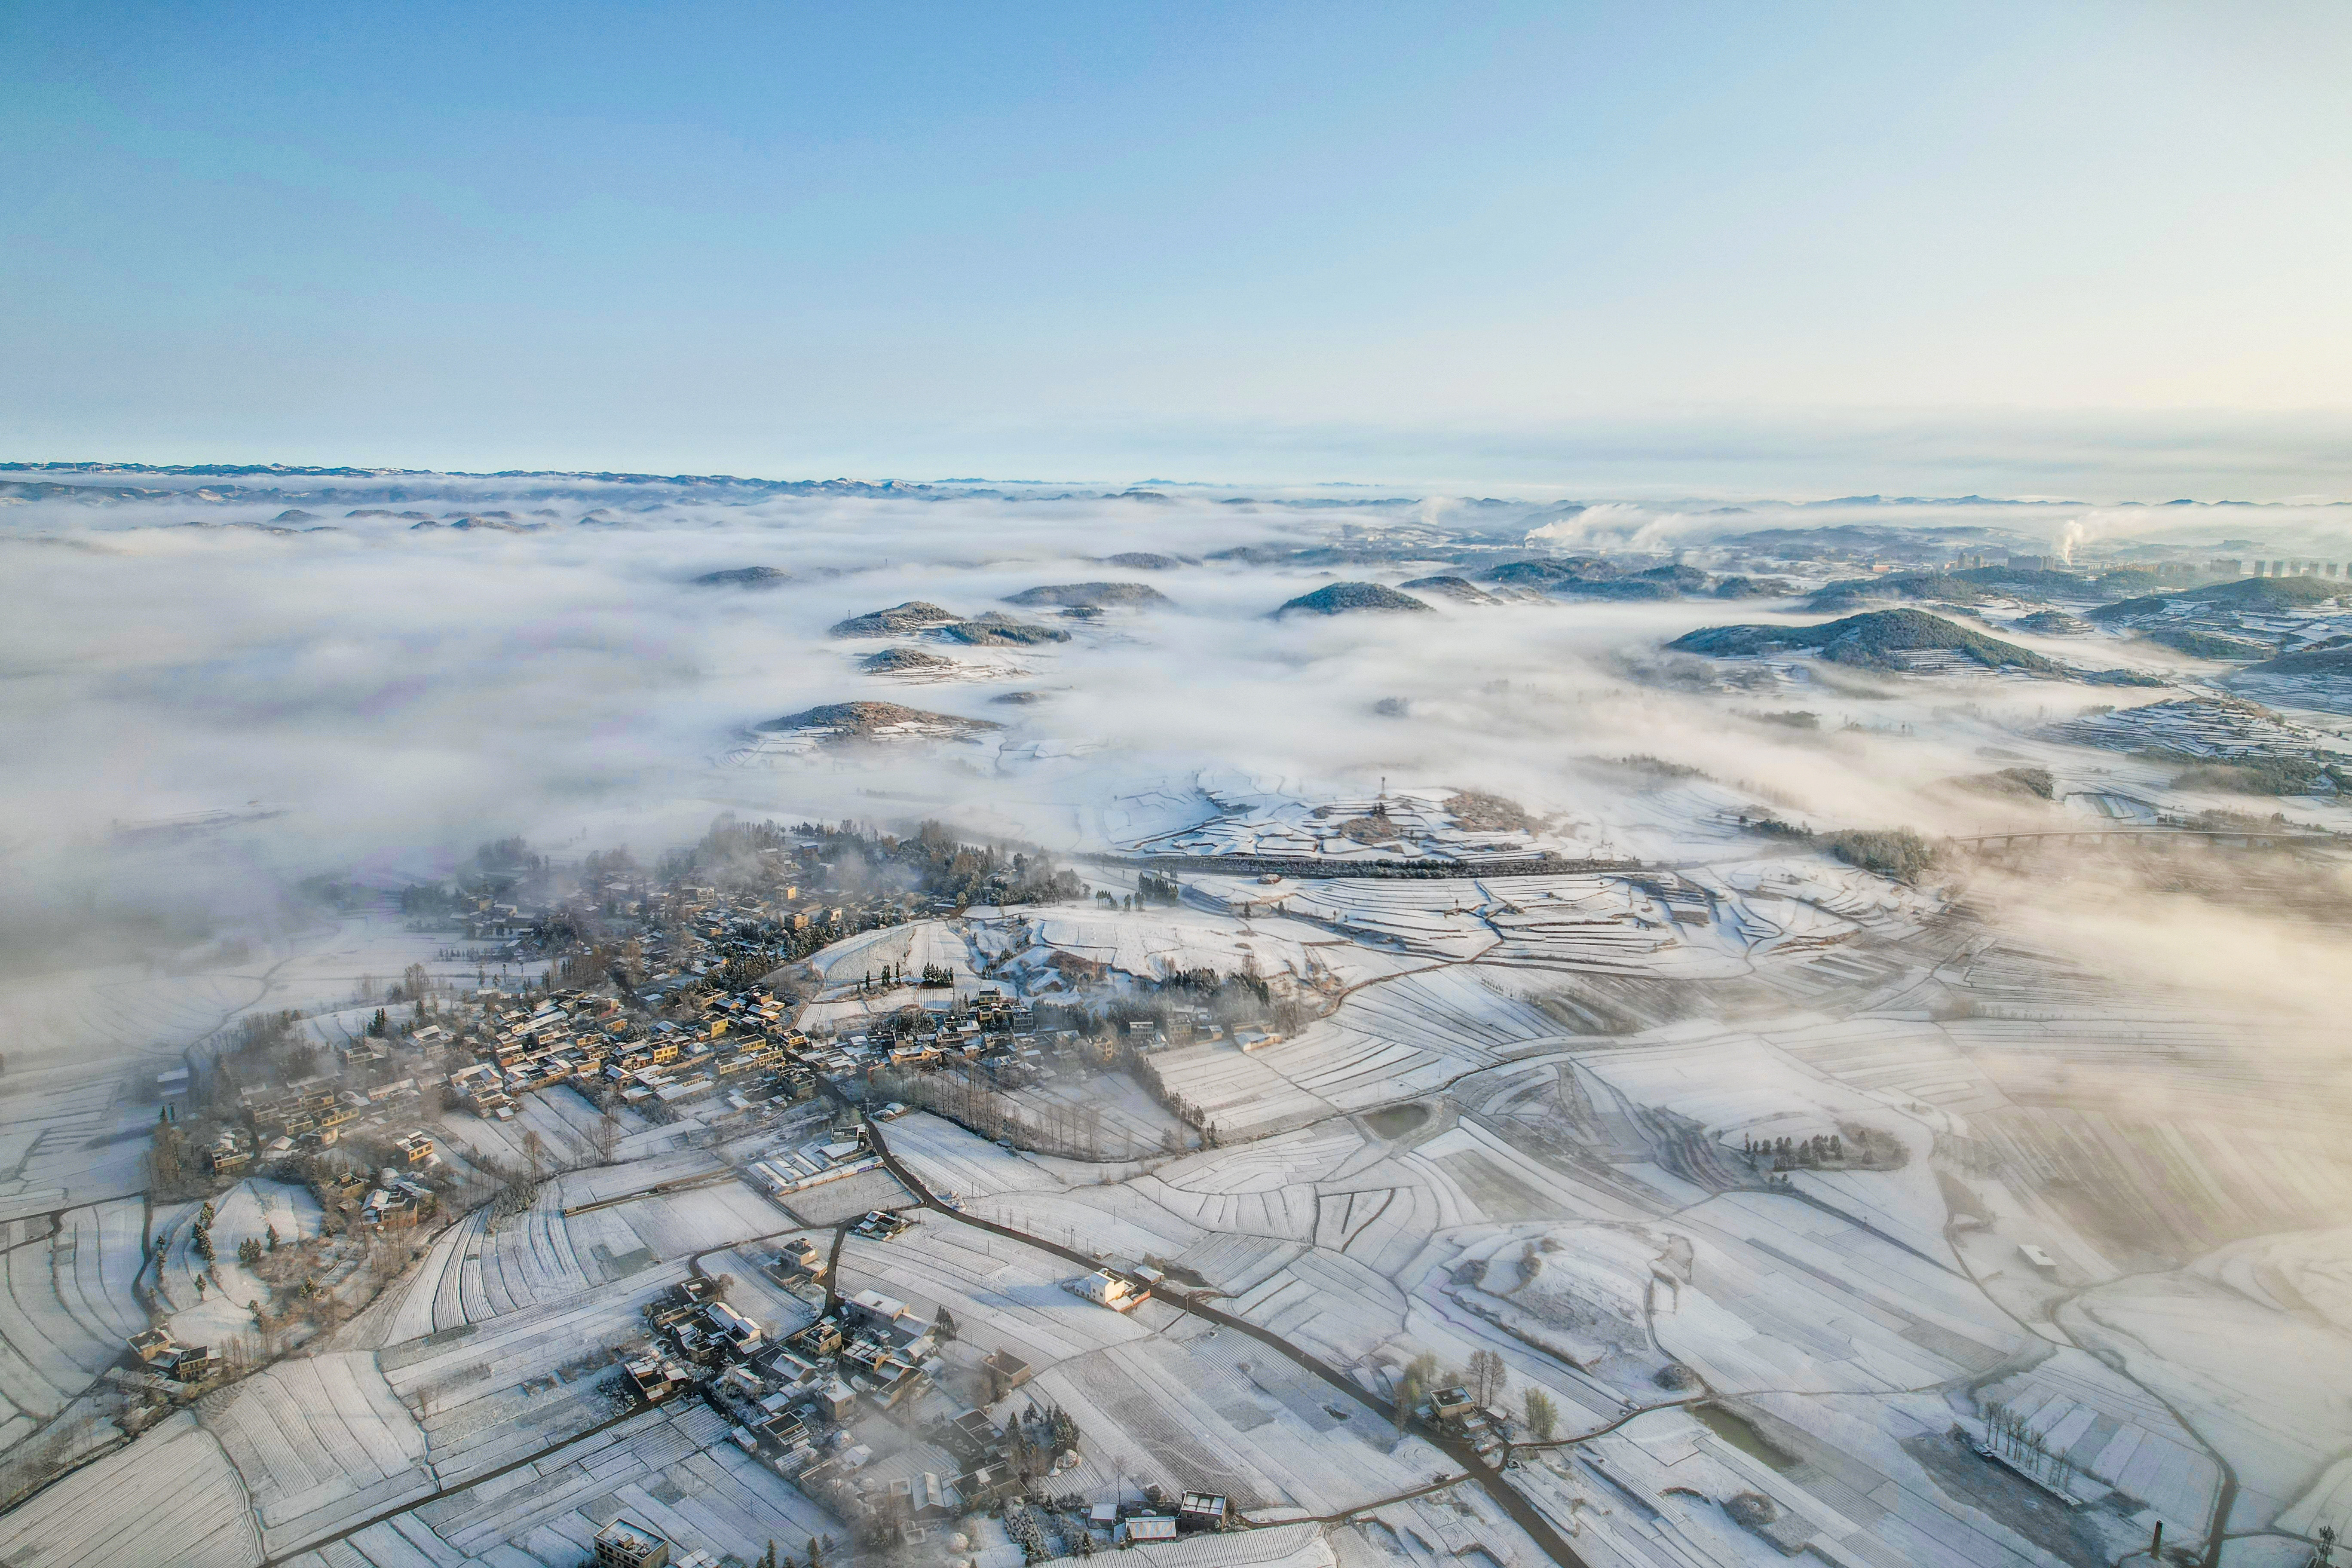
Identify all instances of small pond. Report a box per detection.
[1690,1403,1798,1470]
[1363,1103,1430,1139]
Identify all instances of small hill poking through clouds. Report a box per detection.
[2177,575,2343,611]
[1275,582,1433,616]
[692,565,792,587]
[1003,582,1173,608]
[1399,576,1498,604]
[752,701,1002,742]
[831,601,1072,643]
[2013,610,2090,635]
[829,601,963,637]
[941,612,1069,645]
[858,647,961,675]
[2239,646,2352,677]
[2094,574,2342,624]
[1670,608,2060,672]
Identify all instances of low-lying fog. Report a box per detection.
[5,473,2350,1029]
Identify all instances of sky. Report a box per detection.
[5,1,2349,496]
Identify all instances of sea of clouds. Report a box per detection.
[5,473,2349,1015]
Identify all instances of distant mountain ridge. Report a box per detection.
[6,462,2340,508]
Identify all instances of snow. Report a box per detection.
[2060,1242,2352,1532]
[155,1178,322,1348]
[1655,1192,2022,1397]
[1570,1026,1957,1262]
[201,1351,433,1551]
[0,1197,150,1439]
[983,906,1364,992]
[882,1109,1073,1200]
[0,1076,156,1221]
[1973,1345,2221,1532]
[807,918,977,990]
[0,1410,263,1568]
[1097,772,1592,865]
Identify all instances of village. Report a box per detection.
[3,484,2352,1568]
[0,762,2314,1563]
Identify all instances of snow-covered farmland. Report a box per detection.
[977,906,1369,994]
[2060,1233,2352,1534]
[0,1410,261,1568]
[0,1077,154,1221]
[1655,1193,2022,1396]
[355,1157,785,1338]
[0,1197,149,1447]
[200,1351,433,1555]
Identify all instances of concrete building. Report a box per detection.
[1075,1269,1147,1311]
[594,1519,671,1568]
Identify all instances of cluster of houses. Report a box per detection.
[816,990,1226,1096]
[1086,1491,1235,1544]
[232,1075,428,1165]
[626,1274,982,1540]
[441,987,815,1123]
[358,1166,441,1229]
[595,870,925,1004]
[810,990,1055,1085]
[127,1327,218,1384]
[619,1248,1219,1550]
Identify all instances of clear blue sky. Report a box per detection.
[6,2,2348,495]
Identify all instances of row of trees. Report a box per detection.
[870,1064,1164,1161]
[1743,1133,1844,1169]
[1134,871,1183,905]
[1127,1048,1222,1149]
[751,1536,835,1568]
[1981,1403,2087,1490]
[233,1225,281,1269]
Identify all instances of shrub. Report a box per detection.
[2172,757,2343,796]
[1827,828,1939,881]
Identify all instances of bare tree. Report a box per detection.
[1467,1348,1508,1410]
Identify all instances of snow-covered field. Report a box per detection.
[0,1197,147,1448]
[0,1410,261,1568]
[10,494,2352,1567]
